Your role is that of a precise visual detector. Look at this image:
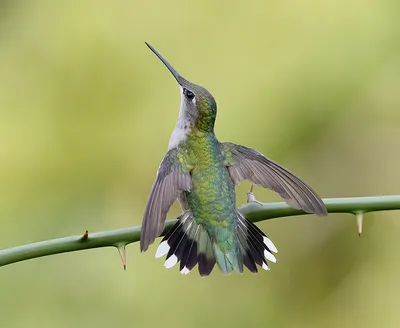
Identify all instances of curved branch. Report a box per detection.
[0,196,399,268]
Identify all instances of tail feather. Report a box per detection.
[212,244,234,275]
[197,232,216,276]
[237,222,266,271]
[180,224,200,273]
[153,210,277,275]
[156,212,216,276]
[165,214,193,269]
[237,230,258,273]
[236,210,277,271]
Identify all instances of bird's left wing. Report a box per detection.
[140,148,192,251]
[221,142,327,216]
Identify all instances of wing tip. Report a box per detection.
[140,240,148,252]
[140,233,156,253]
[303,204,328,217]
[316,207,328,216]
[313,199,328,216]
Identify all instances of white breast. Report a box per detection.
[168,119,190,149]
[168,89,192,150]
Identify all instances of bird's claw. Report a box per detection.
[246,184,263,206]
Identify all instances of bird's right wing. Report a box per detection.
[221,142,327,216]
[140,148,192,251]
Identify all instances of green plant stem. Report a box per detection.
[0,196,399,268]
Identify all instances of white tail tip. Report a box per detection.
[262,263,270,271]
[164,255,178,269]
[263,236,278,253]
[180,266,190,275]
[264,250,277,263]
[155,241,170,258]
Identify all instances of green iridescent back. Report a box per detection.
[174,83,241,268]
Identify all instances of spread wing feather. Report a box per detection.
[140,148,191,251]
[221,142,327,216]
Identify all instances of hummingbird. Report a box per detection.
[140,42,327,276]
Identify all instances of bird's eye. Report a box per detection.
[183,88,195,100]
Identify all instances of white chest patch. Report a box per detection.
[168,120,190,150]
[168,89,193,150]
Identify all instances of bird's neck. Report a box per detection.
[168,116,215,150]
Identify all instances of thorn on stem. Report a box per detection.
[246,183,263,206]
[80,230,89,241]
[356,212,364,237]
[117,244,127,271]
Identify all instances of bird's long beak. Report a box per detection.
[145,42,182,85]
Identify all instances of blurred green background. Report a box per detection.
[0,0,400,327]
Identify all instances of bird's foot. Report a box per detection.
[246,184,263,206]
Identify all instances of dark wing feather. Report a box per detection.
[140,149,191,251]
[221,142,327,216]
